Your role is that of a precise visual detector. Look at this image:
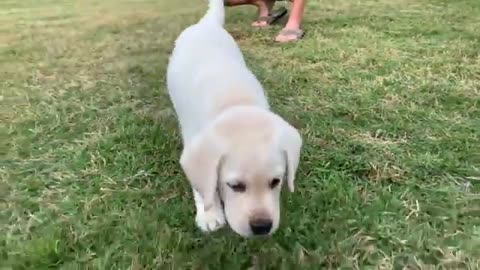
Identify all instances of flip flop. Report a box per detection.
[275,28,305,42]
[252,7,288,27]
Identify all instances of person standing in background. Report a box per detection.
[224,0,306,43]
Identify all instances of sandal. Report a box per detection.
[275,28,305,42]
[252,7,288,27]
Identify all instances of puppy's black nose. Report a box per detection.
[249,218,272,235]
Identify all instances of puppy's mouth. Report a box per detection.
[216,188,228,225]
[216,187,224,207]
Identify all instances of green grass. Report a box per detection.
[1,0,479,268]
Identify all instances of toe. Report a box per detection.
[275,33,296,43]
[252,20,268,27]
[275,28,304,43]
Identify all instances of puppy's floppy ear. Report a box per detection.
[277,120,302,192]
[180,130,224,211]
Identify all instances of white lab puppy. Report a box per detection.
[166,0,302,237]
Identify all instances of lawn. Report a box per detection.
[1,0,479,268]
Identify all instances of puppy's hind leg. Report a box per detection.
[193,189,226,232]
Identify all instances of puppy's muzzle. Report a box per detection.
[249,218,272,235]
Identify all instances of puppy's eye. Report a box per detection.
[228,182,246,193]
[270,178,281,189]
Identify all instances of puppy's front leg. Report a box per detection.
[193,189,225,232]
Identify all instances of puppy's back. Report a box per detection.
[166,0,268,142]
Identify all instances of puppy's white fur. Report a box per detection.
[167,0,302,237]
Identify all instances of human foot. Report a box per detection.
[252,7,288,27]
[251,1,287,27]
[275,28,305,42]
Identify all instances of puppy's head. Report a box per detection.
[180,107,302,237]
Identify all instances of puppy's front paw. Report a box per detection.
[195,207,226,232]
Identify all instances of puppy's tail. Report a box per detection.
[199,0,225,26]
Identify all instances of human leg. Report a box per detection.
[224,0,287,27]
[275,0,306,42]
